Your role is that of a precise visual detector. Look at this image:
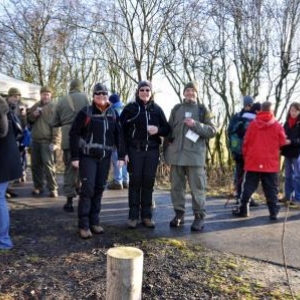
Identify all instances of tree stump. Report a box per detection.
[106,246,144,300]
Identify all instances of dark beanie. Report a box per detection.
[243,95,254,107]
[109,93,120,104]
[137,80,152,91]
[40,85,52,94]
[70,79,83,91]
[93,83,108,94]
[183,81,198,94]
[251,102,261,113]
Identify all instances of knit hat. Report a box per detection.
[109,93,121,104]
[8,87,21,97]
[251,102,261,113]
[137,80,152,91]
[40,85,52,94]
[70,79,83,91]
[243,95,254,107]
[93,83,108,94]
[183,81,199,94]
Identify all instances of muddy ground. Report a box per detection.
[1,198,300,300]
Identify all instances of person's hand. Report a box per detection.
[285,139,291,145]
[118,160,125,167]
[49,144,58,151]
[33,108,42,117]
[147,125,158,135]
[124,155,129,164]
[72,160,79,168]
[184,117,195,127]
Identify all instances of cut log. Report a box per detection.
[106,246,144,300]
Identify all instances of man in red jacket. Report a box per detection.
[232,101,287,220]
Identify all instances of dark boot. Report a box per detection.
[191,213,205,232]
[170,210,185,227]
[63,197,74,212]
[232,204,250,217]
[249,198,259,207]
[268,202,280,220]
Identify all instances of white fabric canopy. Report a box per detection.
[0,73,40,103]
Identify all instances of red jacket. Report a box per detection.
[243,111,286,172]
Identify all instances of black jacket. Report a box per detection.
[0,98,22,183]
[281,116,300,158]
[120,99,170,155]
[69,103,121,161]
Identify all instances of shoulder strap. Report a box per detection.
[67,94,75,111]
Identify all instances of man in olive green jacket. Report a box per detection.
[164,82,216,231]
[51,79,90,212]
[27,86,60,197]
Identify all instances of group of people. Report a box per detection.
[0,79,216,245]
[1,78,299,246]
[228,96,300,219]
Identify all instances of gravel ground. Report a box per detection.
[0,201,300,300]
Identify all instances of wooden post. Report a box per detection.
[106,246,144,300]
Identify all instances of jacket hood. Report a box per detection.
[254,111,276,128]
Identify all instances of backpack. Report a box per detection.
[228,113,251,156]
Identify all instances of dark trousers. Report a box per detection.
[234,155,244,199]
[240,171,280,215]
[78,155,110,229]
[127,147,159,220]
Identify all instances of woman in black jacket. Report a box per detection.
[281,102,300,207]
[120,80,170,229]
[69,83,123,239]
[0,96,22,249]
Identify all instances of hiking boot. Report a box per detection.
[49,191,58,198]
[170,210,185,227]
[191,214,205,232]
[90,225,104,234]
[142,218,155,228]
[123,182,129,189]
[6,189,18,198]
[127,219,138,229]
[63,198,74,213]
[249,199,259,207]
[232,205,250,217]
[278,196,288,203]
[269,213,279,220]
[78,229,92,239]
[107,181,123,190]
[32,189,43,196]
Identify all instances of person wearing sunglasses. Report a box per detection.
[69,83,123,239]
[120,80,170,229]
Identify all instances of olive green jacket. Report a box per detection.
[51,89,90,149]
[27,100,60,145]
[164,100,216,167]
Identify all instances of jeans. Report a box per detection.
[284,157,300,201]
[111,149,129,184]
[0,181,13,249]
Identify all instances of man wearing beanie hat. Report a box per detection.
[107,93,129,190]
[27,84,60,198]
[164,81,216,232]
[227,95,260,207]
[51,79,90,212]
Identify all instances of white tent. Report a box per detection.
[0,72,41,106]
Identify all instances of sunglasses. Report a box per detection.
[139,88,151,92]
[94,91,108,96]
